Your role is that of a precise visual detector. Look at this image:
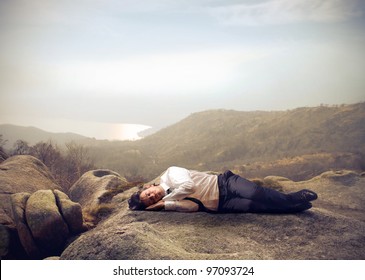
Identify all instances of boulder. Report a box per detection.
[61,170,365,260]
[7,189,85,259]
[70,169,128,206]
[0,155,60,195]
[10,193,41,258]
[69,169,129,225]
[0,224,11,258]
[54,190,84,233]
[0,155,61,225]
[26,190,69,256]
[0,155,62,259]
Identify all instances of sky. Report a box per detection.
[1,0,365,140]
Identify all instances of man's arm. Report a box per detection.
[162,167,196,201]
[146,200,199,212]
[146,200,165,211]
[164,200,199,212]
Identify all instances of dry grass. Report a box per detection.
[83,203,117,226]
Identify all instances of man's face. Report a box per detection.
[140,185,165,207]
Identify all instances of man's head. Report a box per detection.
[128,184,165,210]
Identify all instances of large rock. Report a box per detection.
[70,169,128,206]
[0,155,61,226]
[0,155,60,195]
[61,170,365,260]
[69,169,129,225]
[9,189,84,259]
[54,190,84,233]
[0,155,61,259]
[26,190,69,256]
[0,224,11,258]
[10,193,41,258]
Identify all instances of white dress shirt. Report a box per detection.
[160,166,219,212]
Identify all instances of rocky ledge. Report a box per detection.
[1,155,364,260]
[0,156,85,259]
[61,170,365,260]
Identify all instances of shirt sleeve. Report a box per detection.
[161,167,196,201]
[164,200,199,212]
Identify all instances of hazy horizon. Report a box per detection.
[1,0,365,140]
[1,102,364,142]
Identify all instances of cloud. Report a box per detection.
[210,0,363,26]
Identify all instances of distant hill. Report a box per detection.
[2,103,365,181]
[88,103,365,181]
[138,102,365,166]
[0,124,90,150]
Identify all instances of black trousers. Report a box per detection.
[217,170,308,213]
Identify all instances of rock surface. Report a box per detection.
[0,224,11,257]
[54,190,84,233]
[26,190,70,256]
[69,169,129,225]
[8,189,85,259]
[69,169,128,206]
[0,155,84,259]
[0,156,61,259]
[0,155,61,228]
[2,158,364,260]
[10,192,40,258]
[61,170,365,260]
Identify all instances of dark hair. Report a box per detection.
[128,190,146,210]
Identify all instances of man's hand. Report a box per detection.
[146,200,165,211]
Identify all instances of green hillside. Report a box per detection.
[2,103,364,183]
[91,103,365,180]
[141,104,363,160]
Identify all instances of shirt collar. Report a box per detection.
[159,182,169,195]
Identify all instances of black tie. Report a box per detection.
[166,188,171,194]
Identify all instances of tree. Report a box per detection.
[0,134,9,161]
[29,140,62,173]
[65,141,95,185]
[0,134,7,150]
[12,140,30,155]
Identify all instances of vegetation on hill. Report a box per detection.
[1,103,364,186]
[2,139,95,191]
[0,134,9,161]
[141,103,364,162]
[88,103,365,181]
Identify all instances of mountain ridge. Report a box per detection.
[138,102,365,166]
[0,124,90,149]
[1,102,364,181]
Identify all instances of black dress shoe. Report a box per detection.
[280,202,312,213]
[290,189,318,203]
[292,202,312,212]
